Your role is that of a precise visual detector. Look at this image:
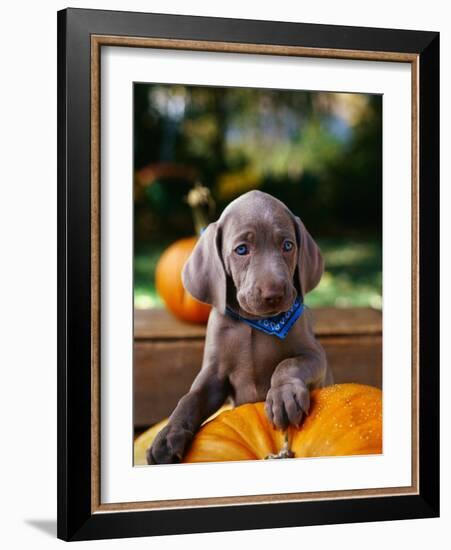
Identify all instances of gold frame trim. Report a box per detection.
[90,35,420,514]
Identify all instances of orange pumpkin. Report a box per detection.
[155,236,211,324]
[183,384,382,462]
[133,384,382,465]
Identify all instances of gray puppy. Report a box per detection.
[147,190,332,464]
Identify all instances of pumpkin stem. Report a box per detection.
[265,430,295,460]
[185,182,215,236]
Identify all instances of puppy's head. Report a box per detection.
[182,190,324,317]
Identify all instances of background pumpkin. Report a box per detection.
[154,183,214,324]
[155,236,211,324]
[134,384,382,464]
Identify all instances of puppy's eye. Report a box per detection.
[283,240,294,252]
[235,244,249,256]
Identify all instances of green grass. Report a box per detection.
[306,239,382,309]
[134,242,168,309]
[134,238,382,310]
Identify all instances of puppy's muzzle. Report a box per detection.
[258,282,286,309]
[239,279,296,316]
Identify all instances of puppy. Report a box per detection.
[147,190,332,464]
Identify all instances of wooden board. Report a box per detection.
[134,307,382,340]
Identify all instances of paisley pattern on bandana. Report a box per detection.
[226,298,304,340]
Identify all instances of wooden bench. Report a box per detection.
[134,307,382,429]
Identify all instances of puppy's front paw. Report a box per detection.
[265,381,310,430]
[146,424,193,465]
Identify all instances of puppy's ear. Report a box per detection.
[181,222,226,313]
[293,217,324,299]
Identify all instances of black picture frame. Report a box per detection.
[57,7,439,541]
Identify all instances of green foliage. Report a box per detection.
[306,239,382,309]
[134,242,169,309]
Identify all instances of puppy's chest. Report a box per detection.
[224,325,300,403]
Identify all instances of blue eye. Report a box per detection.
[235,244,249,256]
[283,240,294,252]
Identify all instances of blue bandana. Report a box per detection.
[226,297,305,340]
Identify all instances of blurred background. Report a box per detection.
[134,83,382,312]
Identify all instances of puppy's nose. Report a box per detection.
[261,285,285,308]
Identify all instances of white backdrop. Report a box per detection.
[102,48,412,504]
[0,0,449,548]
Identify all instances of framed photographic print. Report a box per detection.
[57,8,439,541]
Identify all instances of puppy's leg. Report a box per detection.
[147,367,229,464]
[265,347,330,430]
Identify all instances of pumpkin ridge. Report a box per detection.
[185,433,258,462]
[244,403,279,458]
[217,408,264,455]
[254,403,280,456]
